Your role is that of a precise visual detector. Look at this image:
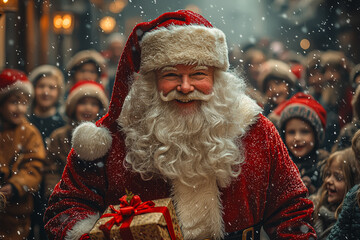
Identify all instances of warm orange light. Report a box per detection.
[53,15,63,29]
[62,14,72,29]
[109,0,127,13]
[0,0,18,12]
[99,16,116,34]
[300,39,310,50]
[53,12,74,34]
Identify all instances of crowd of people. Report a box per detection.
[0,9,360,240]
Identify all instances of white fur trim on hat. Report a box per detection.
[72,122,112,161]
[65,213,100,240]
[28,64,65,99]
[0,80,33,101]
[66,83,109,119]
[259,59,297,93]
[139,25,229,73]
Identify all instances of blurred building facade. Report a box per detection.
[0,0,359,74]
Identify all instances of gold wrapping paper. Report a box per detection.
[89,198,183,240]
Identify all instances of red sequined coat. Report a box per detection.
[44,115,316,239]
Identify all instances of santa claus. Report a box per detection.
[44,10,316,240]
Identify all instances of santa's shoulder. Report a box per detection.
[71,121,113,161]
[243,114,280,141]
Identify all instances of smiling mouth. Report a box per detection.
[328,188,336,194]
[82,114,93,118]
[176,99,194,103]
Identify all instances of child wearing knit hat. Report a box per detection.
[28,65,66,146]
[0,69,46,239]
[44,81,109,201]
[280,92,328,194]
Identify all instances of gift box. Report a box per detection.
[89,196,183,240]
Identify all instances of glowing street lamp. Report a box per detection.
[99,16,116,34]
[0,0,18,12]
[53,12,74,35]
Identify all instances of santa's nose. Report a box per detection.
[177,75,194,94]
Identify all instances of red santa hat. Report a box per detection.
[73,10,229,161]
[279,92,327,145]
[0,69,33,101]
[66,80,109,119]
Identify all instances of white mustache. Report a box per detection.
[160,90,214,102]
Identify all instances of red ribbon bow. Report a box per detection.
[99,195,177,240]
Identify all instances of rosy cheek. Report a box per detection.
[158,81,178,96]
[195,82,213,95]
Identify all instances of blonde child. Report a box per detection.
[279,92,328,195]
[44,81,109,199]
[28,65,65,145]
[0,69,46,239]
[327,130,360,239]
[311,147,360,240]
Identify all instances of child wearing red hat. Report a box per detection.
[0,69,46,239]
[279,92,328,194]
[44,81,109,202]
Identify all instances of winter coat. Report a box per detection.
[28,111,66,146]
[314,205,336,240]
[0,118,46,240]
[327,184,360,239]
[310,194,337,240]
[291,149,329,195]
[44,124,74,199]
[44,114,316,240]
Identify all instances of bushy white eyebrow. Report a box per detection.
[160,65,209,73]
[160,66,177,72]
[193,66,209,71]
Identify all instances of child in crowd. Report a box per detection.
[27,64,66,240]
[242,47,267,107]
[279,92,328,195]
[28,64,66,145]
[65,49,108,96]
[310,147,360,240]
[303,50,324,102]
[44,81,109,200]
[327,129,360,239]
[319,50,353,152]
[0,69,46,239]
[258,59,297,116]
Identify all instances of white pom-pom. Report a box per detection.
[72,122,112,161]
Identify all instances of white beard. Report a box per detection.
[117,70,261,239]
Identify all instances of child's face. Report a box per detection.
[284,118,315,158]
[75,97,101,122]
[265,79,290,106]
[35,76,59,109]
[324,159,346,205]
[74,63,98,83]
[0,92,29,127]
